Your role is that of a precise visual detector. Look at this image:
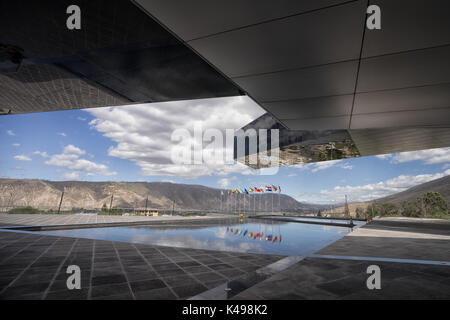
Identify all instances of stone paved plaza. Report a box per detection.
[232,218,450,300]
[1,215,449,300]
[0,230,283,300]
[0,213,229,227]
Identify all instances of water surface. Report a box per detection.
[37,219,363,256]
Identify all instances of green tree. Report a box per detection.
[401,200,419,217]
[417,192,448,217]
[344,196,350,218]
[8,206,40,214]
[317,210,322,217]
[355,207,363,219]
[379,202,398,216]
[365,203,378,219]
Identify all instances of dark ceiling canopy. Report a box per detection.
[0,0,242,114]
[1,0,450,167]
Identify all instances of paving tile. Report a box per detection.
[192,272,227,283]
[176,261,202,268]
[93,292,134,300]
[208,263,234,271]
[91,282,131,299]
[126,270,159,282]
[134,287,177,300]
[92,267,123,277]
[130,279,167,292]
[13,272,56,285]
[162,274,199,287]
[45,288,89,300]
[203,280,228,289]
[92,274,127,286]
[5,292,44,300]
[157,268,187,277]
[194,257,222,265]
[171,283,208,299]
[1,281,50,298]
[183,265,212,274]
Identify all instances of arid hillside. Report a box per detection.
[0,179,323,213]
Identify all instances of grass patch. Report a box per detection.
[8,206,41,214]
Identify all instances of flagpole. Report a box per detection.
[259,191,261,214]
[226,191,228,214]
[240,192,243,215]
[238,191,240,214]
[243,192,245,216]
[278,190,281,215]
[272,192,274,215]
[245,193,247,216]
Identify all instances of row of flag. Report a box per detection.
[229,185,281,194]
[226,227,282,243]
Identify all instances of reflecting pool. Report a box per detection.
[36,218,364,256]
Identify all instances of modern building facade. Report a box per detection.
[1,0,449,166]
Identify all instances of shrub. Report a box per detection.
[416,192,448,217]
[365,203,379,219]
[355,207,364,219]
[401,201,420,217]
[8,206,41,214]
[379,202,398,216]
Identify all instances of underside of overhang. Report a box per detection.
[1,0,450,167]
[136,0,450,132]
[0,0,242,115]
[134,0,450,167]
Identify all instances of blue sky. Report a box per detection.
[1,96,450,204]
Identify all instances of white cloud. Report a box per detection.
[12,143,20,147]
[58,132,67,137]
[295,160,353,173]
[33,151,49,158]
[14,155,31,161]
[61,172,80,180]
[218,178,230,188]
[63,144,85,156]
[297,169,450,203]
[45,145,116,177]
[376,154,392,160]
[7,130,15,136]
[87,96,265,178]
[77,117,87,121]
[377,147,450,165]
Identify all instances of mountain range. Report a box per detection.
[375,175,450,205]
[1,175,449,214]
[0,178,326,213]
